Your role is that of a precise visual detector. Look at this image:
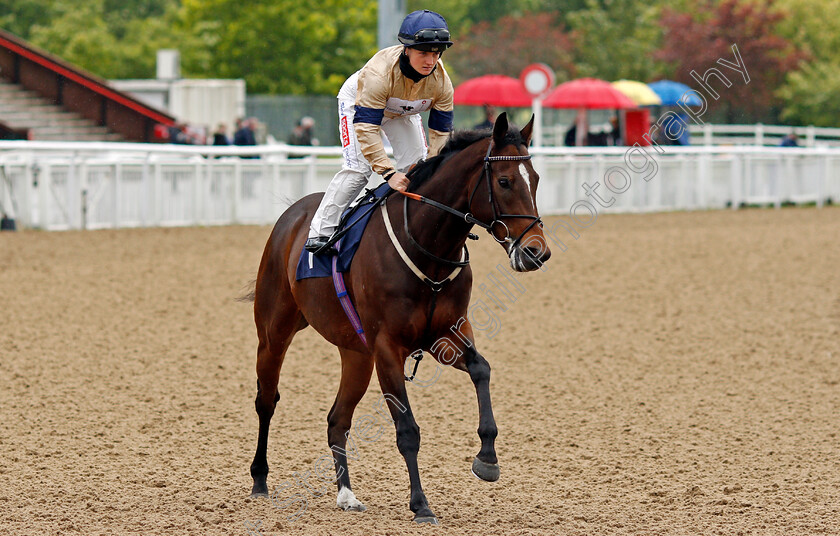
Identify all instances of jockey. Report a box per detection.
[305,9,455,253]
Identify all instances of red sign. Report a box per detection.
[520,64,556,97]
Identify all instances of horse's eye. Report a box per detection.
[498,178,511,189]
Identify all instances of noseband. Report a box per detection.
[399,138,542,255]
[470,139,543,249]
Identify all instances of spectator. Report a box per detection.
[1,212,15,231]
[474,104,496,130]
[654,113,690,146]
[564,123,578,147]
[780,131,799,147]
[168,122,190,144]
[288,117,319,146]
[233,117,258,159]
[234,118,257,147]
[184,124,206,145]
[608,116,621,146]
[212,123,231,146]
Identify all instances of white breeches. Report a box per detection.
[309,73,428,238]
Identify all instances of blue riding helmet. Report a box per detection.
[398,10,453,52]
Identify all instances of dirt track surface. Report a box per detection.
[1,206,839,535]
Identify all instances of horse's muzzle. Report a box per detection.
[509,244,551,272]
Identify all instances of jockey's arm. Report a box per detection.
[352,59,454,183]
[427,73,454,157]
[353,68,398,177]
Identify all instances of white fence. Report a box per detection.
[543,123,840,148]
[686,124,840,148]
[1,141,838,231]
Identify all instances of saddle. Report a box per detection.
[295,182,394,280]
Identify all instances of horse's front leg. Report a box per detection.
[428,319,500,481]
[463,345,500,481]
[374,346,438,524]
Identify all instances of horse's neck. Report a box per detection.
[398,145,484,273]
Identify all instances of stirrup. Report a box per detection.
[305,236,336,255]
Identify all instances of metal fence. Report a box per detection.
[1,141,837,231]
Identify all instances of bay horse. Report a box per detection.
[248,113,551,524]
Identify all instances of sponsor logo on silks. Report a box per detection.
[340,116,350,148]
[386,97,432,116]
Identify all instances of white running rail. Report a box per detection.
[1,141,837,230]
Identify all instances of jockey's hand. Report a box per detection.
[387,172,410,192]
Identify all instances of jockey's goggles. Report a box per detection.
[412,28,450,42]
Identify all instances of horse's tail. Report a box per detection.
[237,279,256,303]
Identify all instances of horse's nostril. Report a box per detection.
[523,246,550,262]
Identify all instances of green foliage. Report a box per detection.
[101,0,173,38]
[775,0,840,126]
[5,0,186,79]
[406,0,543,34]
[1,0,839,125]
[778,60,840,127]
[775,0,840,60]
[0,0,66,40]
[178,0,376,94]
[27,3,126,77]
[566,0,664,81]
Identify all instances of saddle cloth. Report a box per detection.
[295,182,391,280]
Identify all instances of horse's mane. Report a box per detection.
[406,128,524,191]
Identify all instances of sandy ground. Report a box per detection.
[1,206,839,535]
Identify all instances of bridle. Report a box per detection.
[398,138,542,263]
[386,137,542,368]
[470,139,543,249]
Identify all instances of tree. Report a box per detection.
[10,0,186,80]
[777,60,840,127]
[406,0,544,33]
[775,0,840,126]
[566,0,665,82]
[0,0,65,40]
[178,0,377,94]
[444,12,576,83]
[656,0,804,123]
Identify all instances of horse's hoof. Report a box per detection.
[337,487,366,512]
[250,481,269,498]
[471,457,500,482]
[414,515,439,525]
[250,474,269,498]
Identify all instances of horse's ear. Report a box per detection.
[492,111,509,147]
[520,114,535,147]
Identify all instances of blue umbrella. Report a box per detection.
[648,80,703,107]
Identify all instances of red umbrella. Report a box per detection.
[543,77,635,109]
[453,75,534,107]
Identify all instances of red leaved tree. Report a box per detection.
[657,0,805,122]
[445,12,577,84]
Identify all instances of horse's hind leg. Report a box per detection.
[328,348,374,511]
[249,310,306,497]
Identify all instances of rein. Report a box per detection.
[387,136,540,381]
[398,138,541,257]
